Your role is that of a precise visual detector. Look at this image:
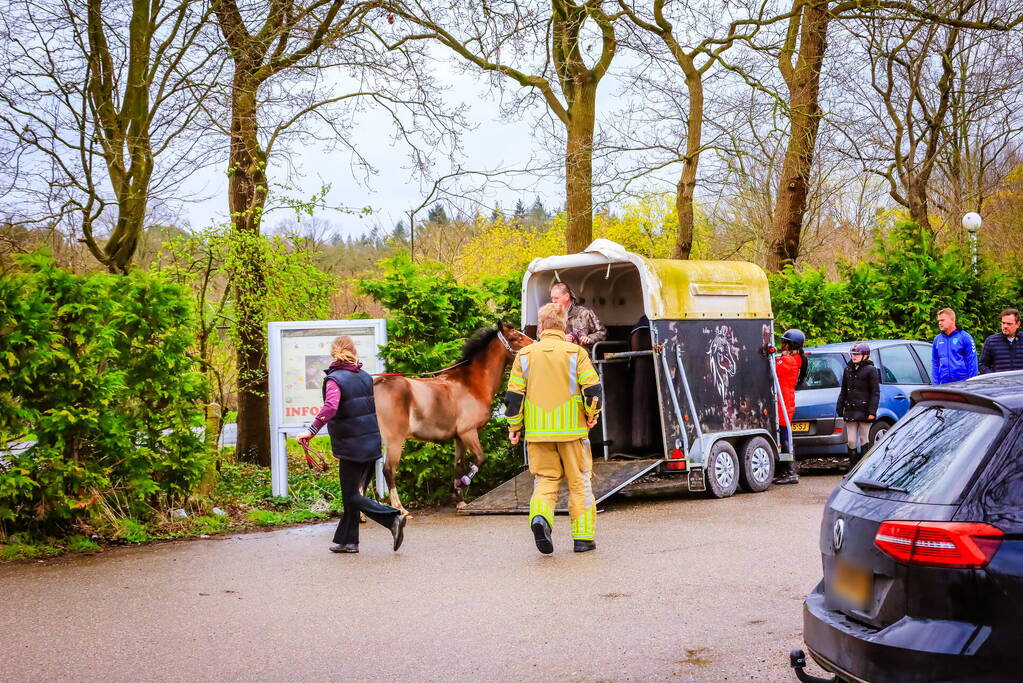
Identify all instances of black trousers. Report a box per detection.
[333,458,400,545]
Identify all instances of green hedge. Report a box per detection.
[0,254,209,536]
[771,222,1018,346]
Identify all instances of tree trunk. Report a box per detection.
[906,179,930,228]
[104,173,152,273]
[228,65,271,466]
[564,88,595,254]
[674,70,702,260]
[84,0,157,274]
[767,2,830,272]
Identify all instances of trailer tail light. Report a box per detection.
[666,449,686,470]
[875,521,1004,568]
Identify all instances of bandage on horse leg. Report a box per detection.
[455,464,479,489]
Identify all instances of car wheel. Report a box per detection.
[739,436,775,493]
[705,440,739,499]
[869,419,893,448]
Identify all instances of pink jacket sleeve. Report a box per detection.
[309,380,340,435]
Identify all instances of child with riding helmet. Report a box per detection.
[836,342,881,466]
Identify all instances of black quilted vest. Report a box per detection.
[322,367,382,463]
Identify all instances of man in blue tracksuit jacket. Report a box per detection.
[931,307,978,384]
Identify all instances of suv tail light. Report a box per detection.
[875,521,1004,568]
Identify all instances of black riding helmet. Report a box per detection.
[781,328,806,350]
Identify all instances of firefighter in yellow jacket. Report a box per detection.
[505,302,603,554]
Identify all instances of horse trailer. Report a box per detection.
[464,239,791,513]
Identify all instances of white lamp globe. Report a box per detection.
[962,212,982,231]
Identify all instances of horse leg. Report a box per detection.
[453,430,486,509]
[452,440,467,502]
[383,437,411,518]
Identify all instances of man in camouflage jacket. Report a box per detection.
[550,282,607,349]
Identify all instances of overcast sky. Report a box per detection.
[176,63,570,241]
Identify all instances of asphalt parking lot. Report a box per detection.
[1,473,841,682]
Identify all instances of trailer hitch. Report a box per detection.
[790,650,836,683]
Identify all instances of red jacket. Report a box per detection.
[776,352,803,426]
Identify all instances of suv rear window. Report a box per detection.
[848,402,1004,504]
[799,353,844,389]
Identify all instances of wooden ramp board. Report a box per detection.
[460,459,662,515]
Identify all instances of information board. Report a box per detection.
[267,319,387,497]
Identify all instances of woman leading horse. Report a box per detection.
[297,336,408,554]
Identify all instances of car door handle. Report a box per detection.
[894,395,908,400]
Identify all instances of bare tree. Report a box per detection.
[0,0,224,273]
[376,0,619,253]
[210,0,460,464]
[764,0,1022,271]
[932,27,1023,234]
[615,0,791,259]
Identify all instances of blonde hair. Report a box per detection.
[937,307,956,320]
[330,336,359,364]
[538,302,567,331]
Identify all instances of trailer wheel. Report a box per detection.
[705,440,739,498]
[739,436,775,493]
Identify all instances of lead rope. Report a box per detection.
[300,441,331,472]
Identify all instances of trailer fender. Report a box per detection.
[688,429,781,468]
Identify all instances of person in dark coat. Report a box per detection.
[979,308,1023,374]
[297,336,407,554]
[836,342,881,465]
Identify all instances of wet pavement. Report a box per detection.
[1,474,841,682]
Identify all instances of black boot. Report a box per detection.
[390,513,408,552]
[773,460,799,485]
[573,539,596,553]
[330,543,359,553]
[847,447,861,469]
[531,516,553,555]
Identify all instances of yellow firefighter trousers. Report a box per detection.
[527,439,596,541]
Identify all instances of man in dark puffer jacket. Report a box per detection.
[979,308,1023,374]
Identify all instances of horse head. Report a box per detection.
[496,321,533,361]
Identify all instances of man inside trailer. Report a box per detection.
[550,282,606,351]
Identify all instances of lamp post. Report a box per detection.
[962,212,982,274]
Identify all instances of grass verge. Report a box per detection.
[1,436,348,563]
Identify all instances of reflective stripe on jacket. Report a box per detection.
[504,328,602,442]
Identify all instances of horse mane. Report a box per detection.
[457,327,500,364]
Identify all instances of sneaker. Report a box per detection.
[573,540,596,553]
[773,472,799,485]
[531,515,553,555]
[391,513,408,552]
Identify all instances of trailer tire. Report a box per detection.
[705,440,739,498]
[738,436,775,493]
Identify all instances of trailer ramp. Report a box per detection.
[460,458,661,514]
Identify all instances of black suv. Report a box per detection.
[798,372,1023,682]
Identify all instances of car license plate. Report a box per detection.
[791,421,810,433]
[831,560,872,609]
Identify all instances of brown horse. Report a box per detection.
[373,322,533,515]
